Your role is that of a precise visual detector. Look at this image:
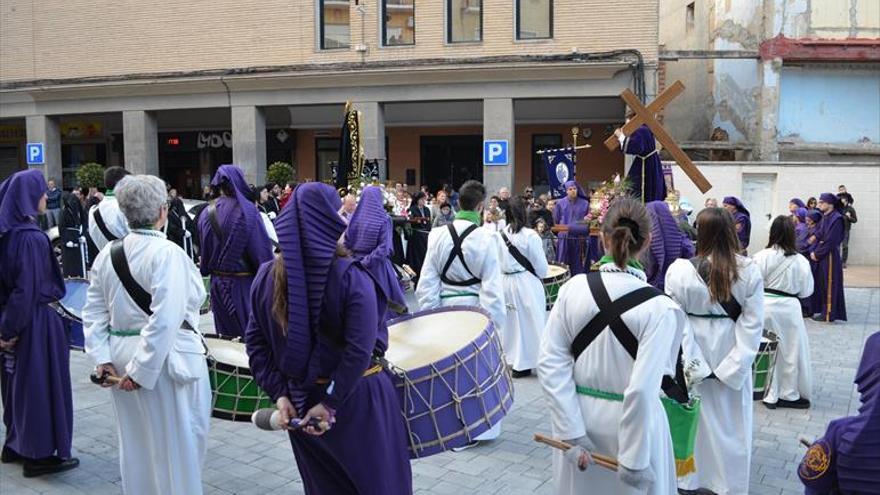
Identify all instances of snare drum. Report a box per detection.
[52,278,89,350]
[753,333,779,400]
[542,263,570,310]
[205,335,273,421]
[385,307,514,458]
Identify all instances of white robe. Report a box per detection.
[83,229,211,495]
[752,247,814,404]
[496,225,548,371]
[88,196,130,251]
[539,267,685,495]
[665,257,764,495]
[416,219,506,440]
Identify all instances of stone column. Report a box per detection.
[122,110,159,176]
[352,101,387,180]
[25,115,62,186]
[757,59,781,161]
[232,105,267,186]
[482,98,515,196]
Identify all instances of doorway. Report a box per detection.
[420,135,482,192]
[742,173,776,255]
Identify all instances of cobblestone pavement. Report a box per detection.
[2,288,876,495]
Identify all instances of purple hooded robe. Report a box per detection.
[553,180,590,275]
[244,183,412,495]
[644,201,695,290]
[723,196,751,251]
[623,124,667,203]
[0,170,74,461]
[794,207,809,253]
[799,331,880,494]
[198,165,273,337]
[809,194,847,322]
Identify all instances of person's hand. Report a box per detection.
[614,128,624,140]
[562,436,595,471]
[0,336,18,351]
[118,375,140,392]
[810,253,818,262]
[619,464,655,491]
[301,403,336,436]
[275,396,297,430]
[95,363,118,388]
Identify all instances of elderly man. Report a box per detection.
[83,175,210,495]
[809,193,847,322]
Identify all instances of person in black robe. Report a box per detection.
[59,192,87,278]
[406,192,431,283]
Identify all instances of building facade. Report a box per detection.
[0,0,660,197]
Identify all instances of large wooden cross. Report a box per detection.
[603,80,712,194]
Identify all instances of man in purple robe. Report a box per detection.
[199,165,273,337]
[0,170,78,477]
[345,186,408,321]
[722,196,751,252]
[799,331,879,493]
[809,193,847,323]
[244,182,412,495]
[644,200,695,290]
[553,181,590,275]
[615,124,667,203]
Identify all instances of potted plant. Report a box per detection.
[75,162,105,189]
[267,161,295,186]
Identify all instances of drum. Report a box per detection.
[542,263,570,310]
[200,276,211,314]
[393,263,414,294]
[205,335,273,421]
[753,333,779,400]
[52,278,89,350]
[385,307,514,458]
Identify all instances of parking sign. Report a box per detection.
[483,140,508,166]
[26,143,45,165]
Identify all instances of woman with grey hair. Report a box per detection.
[83,174,210,495]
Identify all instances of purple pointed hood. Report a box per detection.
[0,169,47,236]
[211,165,252,211]
[722,196,750,217]
[794,207,807,223]
[563,180,589,201]
[854,332,880,409]
[344,186,407,310]
[275,182,347,383]
[645,200,693,289]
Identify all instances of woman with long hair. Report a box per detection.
[753,216,814,409]
[539,198,687,494]
[665,207,764,495]
[497,196,548,378]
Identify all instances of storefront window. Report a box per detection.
[517,0,552,39]
[447,0,481,43]
[320,0,351,49]
[315,137,341,182]
[383,0,415,46]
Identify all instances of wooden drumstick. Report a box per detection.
[89,372,122,386]
[799,437,813,448]
[533,433,619,471]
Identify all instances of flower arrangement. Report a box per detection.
[583,174,633,229]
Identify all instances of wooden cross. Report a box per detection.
[603,80,713,193]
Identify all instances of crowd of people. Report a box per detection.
[0,163,874,495]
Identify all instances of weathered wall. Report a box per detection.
[778,66,880,144]
[669,161,880,265]
[774,0,880,38]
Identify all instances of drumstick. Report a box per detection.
[799,437,813,448]
[89,372,122,386]
[533,433,619,471]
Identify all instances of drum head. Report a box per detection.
[545,264,569,280]
[59,278,90,322]
[205,336,250,369]
[386,309,490,370]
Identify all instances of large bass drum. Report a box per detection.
[385,307,514,458]
[51,278,89,350]
[204,335,273,421]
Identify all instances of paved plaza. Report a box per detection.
[1,287,877,495]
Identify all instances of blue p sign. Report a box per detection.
[483,140,508,166]
[26,143,45,165]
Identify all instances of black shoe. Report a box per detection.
[23,456,79,478]
[763,401,777,410]
[776,398,811,409]
[511,369,532,379]
[1,445,21,463]
[811,314,826,322]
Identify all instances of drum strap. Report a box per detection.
[93,207,118,242]
[208,203,256,273]
[571,272,689,404]
[689,257,742,321]
[500,232,538,278]
[110,240,194,331]
[440,223,481,287]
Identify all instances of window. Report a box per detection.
[531,134,563,190]
[516,0,552,40]
[315,137,341,182]
[383,0,415,46]
[447,0,482,43]
[320,0,350,49]
[686,2,695,34]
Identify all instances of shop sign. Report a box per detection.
[197,131,232,149]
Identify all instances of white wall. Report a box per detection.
[667,161,880,265]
